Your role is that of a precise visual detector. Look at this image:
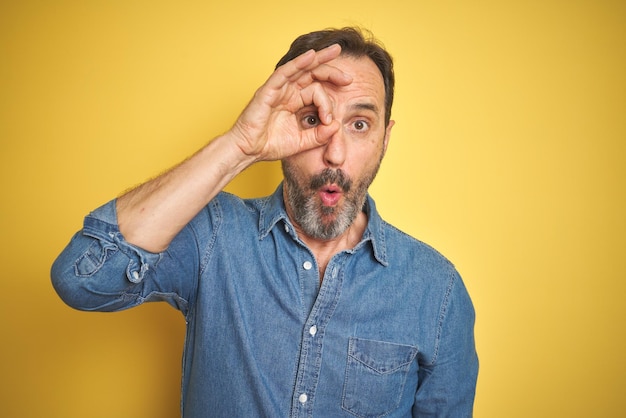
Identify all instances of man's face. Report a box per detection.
[282,55,394,240]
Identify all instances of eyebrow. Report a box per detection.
[349,102,380,114]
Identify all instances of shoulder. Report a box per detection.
[380,221,475,331]
[381,220,456,274]
[196,191,268,219]
[182,192,268,242]
[375,219,473,312]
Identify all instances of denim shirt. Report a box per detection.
[52,184,478,418]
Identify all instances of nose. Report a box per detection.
[323,128,347,168]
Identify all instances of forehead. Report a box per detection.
[325,56,385,110]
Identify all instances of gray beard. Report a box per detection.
[282,163,379,240]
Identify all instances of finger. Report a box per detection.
[287,45,347,85]
[284,66,351,95]
[306,43,342,67]
[299,82,334,125]
[289,44,342,73]
[301,120,340,150]
[268,44,343,90]
[265,49,316,91]
[315,119,340,143]
[309,63,352,86]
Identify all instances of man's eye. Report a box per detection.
[301,114,320,128]
[353,120,369,131]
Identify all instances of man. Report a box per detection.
[52,27,478,417]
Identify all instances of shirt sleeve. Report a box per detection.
[413,271,479,417]
[51,199,199,317]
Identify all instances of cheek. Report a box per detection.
[283,150,318,173]
[347,150,383,183]
[349,137,385,163]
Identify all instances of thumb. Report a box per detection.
[301,120,339,151]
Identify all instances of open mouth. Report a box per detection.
[319,184,342,206]
[308,168,352,207]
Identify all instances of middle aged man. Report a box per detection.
[52,27,479,417]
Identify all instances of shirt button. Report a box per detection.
[309,325,317,336]
[303,261,313,270]
[298,393,308,404]
[284,224,290,233]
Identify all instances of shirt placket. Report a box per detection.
[290,256,345,418]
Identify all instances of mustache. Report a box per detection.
[309,168,352,193]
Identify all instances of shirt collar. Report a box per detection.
[258,183,388,266]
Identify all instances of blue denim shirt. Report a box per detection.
[52,184,478,417]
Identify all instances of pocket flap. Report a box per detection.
[348,338,418,375]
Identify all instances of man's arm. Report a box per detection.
[116,44,351,252]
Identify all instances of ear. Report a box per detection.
[382,120,395,156]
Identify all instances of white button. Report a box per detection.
[309,325,317,336]
[131,271,140,281]
[303,261,313,270]
[298,393,308,404]
[284,224,290,233]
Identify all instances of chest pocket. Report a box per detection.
[342,337,418,418]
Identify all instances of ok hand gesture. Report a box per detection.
[230,44,352,162]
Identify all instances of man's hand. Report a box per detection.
[230,44,352,162]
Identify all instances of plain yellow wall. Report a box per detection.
[1,1,624,417]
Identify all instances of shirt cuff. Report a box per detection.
[81,199,161,283]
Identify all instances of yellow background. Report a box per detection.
[1,1,624,417]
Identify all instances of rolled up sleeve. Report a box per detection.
[51,199,187,314]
